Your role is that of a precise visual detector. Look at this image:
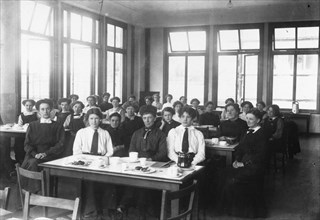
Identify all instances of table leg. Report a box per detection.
[44,169,51,196]
[226,152,232,166]
[170,186,179,218]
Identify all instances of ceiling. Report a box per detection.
[62,0,320,26]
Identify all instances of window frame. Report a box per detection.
[269,21,320,113]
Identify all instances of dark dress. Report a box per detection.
[14,112,38,164]
[64,114,86,157]
[120,116,144,156]
[199,112,220,127]
[56,111,71,124]
[99,101,113,112]
[219,118,248,143]
[21,120,65,193]
[155,119,180,136]
[104,125,126,157]
[220,128,268,218]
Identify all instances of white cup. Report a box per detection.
[219,141,227,146]
[168,166,179,177]
[129,152,138,162]
[212,138,219,145]
[109,156,120,165]
[139,158,147,167]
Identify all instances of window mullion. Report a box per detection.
[185,56,188,98]
[293,53,297,102]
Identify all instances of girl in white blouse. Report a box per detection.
[167,106,205,166]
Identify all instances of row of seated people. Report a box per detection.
[3,95,287,219]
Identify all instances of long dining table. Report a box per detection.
[205,139,238,166]
[39,154,204,219]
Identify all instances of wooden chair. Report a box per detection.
[23,191,80,220]
[160,180,198,220]
[16,163,46,207]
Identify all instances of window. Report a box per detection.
[167,29,207,104]
[106,22,126,98]
[20,1,53,102]
[216,27,261,106]
[63,8,100,102]
[272,25,319,110]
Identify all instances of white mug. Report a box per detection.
[129,152,138,162]
[139,158,147,167]
[168,166,179,177]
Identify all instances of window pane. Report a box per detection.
[188,31,206,51]
[82,16,92,42]
[107,24,115,47]
[243,55,258,103]
[70,13,81,40]
[297,27,319,49]
[168,56,186,101]
[63,44,68,97]
[30,3,52,35]
[187,56,205,104]
[70,44,91,102]
[21,1,35,30]
[115,53,123,98]
[219,30,239,50]
[63,10,68,38]
[240,29,260,50]
[272,55,294,108]
[21,35,29,100]
[116,26,123,48]
[274,28,295,49]
[296,54,318,110]
[169,32,188,51]
[95,49,99,95]
[96,20,99,44]
[107,51,114,96]
[217,55,237,106]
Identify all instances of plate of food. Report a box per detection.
[68,160,92,167]
[135,166,156,174]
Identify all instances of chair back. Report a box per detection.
[160,180,198,220]
[0,187,10,209]
[16,163,46,207]
[23,191,80,220]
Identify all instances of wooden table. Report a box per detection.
[0,208,13,218]
[205,140,237,166]
[0,125,27,138]
[40,155,204,219]
[282,112,311,134]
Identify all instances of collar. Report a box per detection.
[40,118,52,124]
[247,126,261,134]
[177,125,195,130]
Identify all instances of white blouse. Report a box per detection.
[73,127,113,156]
[167,125,205,165]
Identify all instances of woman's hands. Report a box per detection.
[35,153,47,159]
[233,160,244,168]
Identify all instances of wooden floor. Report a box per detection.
[1,135,319,220]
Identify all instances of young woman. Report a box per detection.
[220,98,235,121]
[83,95,100,114]
[73,108,115,219]
[104,97,125,123]
[239,101,254,121]
[172,100,183,123]
[256,101,267,120]
[162,94,173,109]
[99,92,113,112]
[156,107,180,136]
[190,98,203,124]
[167,107,205,166]
[220,109,268,218]
[199,101,220,127]
[56,98,72,124]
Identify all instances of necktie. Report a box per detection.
[143,128,151,140]
[182,128,189,153]
[91,129,99,155]
[248,129,254,134]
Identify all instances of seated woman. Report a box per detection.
[101,112,126,157]
[190,98,203,125]
[262,104,284,153]
[161,94,173,110]
[172,100,183,123]
[104,97,125,123]
[69,94,79,104]
[14,99,38,164]
[167,106,205,166]
[83,95,100,114]
[73,108,114,219]
[220,109,268,218]
[156,107,180,136]
[56,98,72,124]
[256,101,268,120]
[199,101,220,127]
[239,101,253,121]
[21,99,65,193]
[219,103,248,143]
[220,98,235,120]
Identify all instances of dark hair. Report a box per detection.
[241,101,253,109]
[102,92,110,98]
[85,108,103,121]
[109,112,121,120]
[268,104,281,117]
[110,97,121,103]
[179,96,186,101]
[145,96,153,101]
[22,99,36,106]
[247,108,263,121]
[181,106,197,119]
[173,101,183,108]
[139,105,156,117]
[204,101,214,108]
[256,101,266,108]
[69,94,79,100]
[128,95,136,100]
[35,99,53,110]
[190,98,200,105]
[58,98,71,105]
[165,94,173,99]
[87,95,96,102]
[162,107,175,116]
[225,98,235,104]
[225,103,240,114]
[71,101,85,109]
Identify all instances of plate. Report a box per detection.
[140,167,156,174]
[68,160,92,167]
